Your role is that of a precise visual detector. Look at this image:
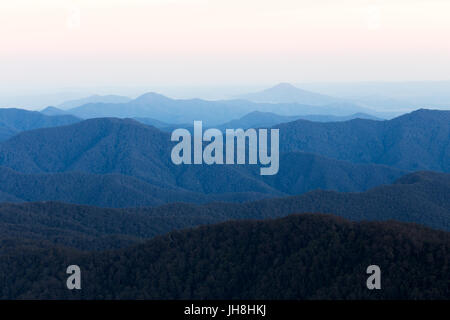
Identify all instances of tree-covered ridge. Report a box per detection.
[0,116,411,206]
[0,108,80,141]
[0,214,448,299]
[0,109,448,208]
[277,109,450,172]
[0,171,448,252]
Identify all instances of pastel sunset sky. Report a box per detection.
[1,0,450,92]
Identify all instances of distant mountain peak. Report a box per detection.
[239,83,348,106]
[59,94,131,110]
[262,83,311,94]
[134,92,172,103]
[40,106,70,116]
[411,108,441,114]
[394,108,450,122]
[271,82,299,90]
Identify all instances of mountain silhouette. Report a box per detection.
[58,94,131,109]
[277,109,450,172]
[238,82,355,106]
[40,106,71,116]
[0,108,80,141]
[218,110,382,130]
[67,91,372,125]
[0,117,407,203]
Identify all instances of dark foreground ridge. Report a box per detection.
[0,213,448,299]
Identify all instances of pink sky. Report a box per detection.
[1,0,450,91]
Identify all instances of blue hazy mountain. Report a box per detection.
[0,151,405,208]
[132,116,192,132]
[134,111,382,133]
[300,80,450,109]
[67,92,248,124]
[350,94,419,110]
[217,111,382,130]
[58,94,131,109]
[0,124,16,142]
[0,117,407,207]
[133,117,193,133]
[67,91,374,125]
[238,82,354,105]
[277,109,450,172]
[132,116,171,128]
[40,106,71,116]
[0,109,446,208]
[0,108,80,141]
[0,166,273,207]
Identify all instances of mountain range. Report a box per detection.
[0,99,448,300]
[217,111,382,130]
[0,213,448,299]
[0,117,412,206]
[0,171,448,252]
[64,91,375,125]
[57,94,131,109]
[0,109,448,207]
[277,109,450,172]
[40,106,72,116]
[238,82,351,105]
[0,108,80,141]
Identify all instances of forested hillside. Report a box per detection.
[0,171,448,253]
[0,166,273,207]
[277,109,450,172]
[0,108,80,141]
[0,214,447,299]
[0,117,408,206]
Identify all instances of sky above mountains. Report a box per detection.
[1,0,450,94]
